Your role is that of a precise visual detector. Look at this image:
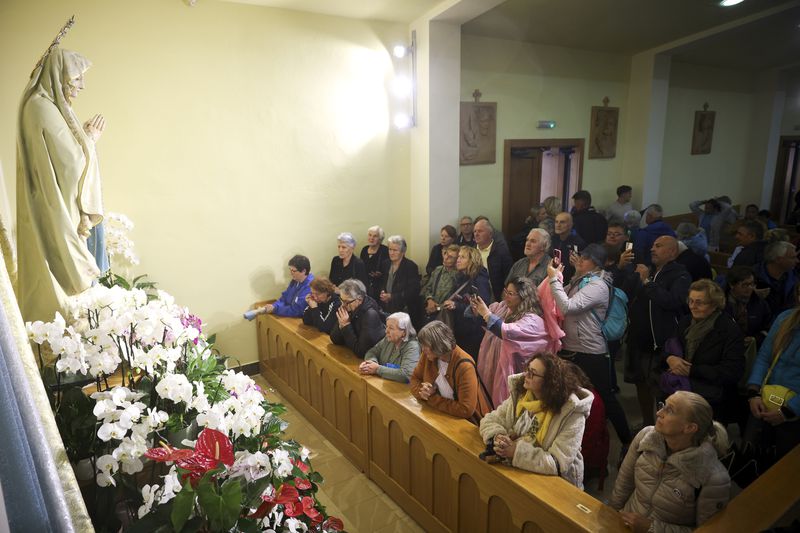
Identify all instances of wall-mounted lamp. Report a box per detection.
[391,31,417,129]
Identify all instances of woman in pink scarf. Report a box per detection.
[470,277,550,407]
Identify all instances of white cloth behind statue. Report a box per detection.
[16,48,103,322]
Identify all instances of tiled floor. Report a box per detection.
[253,376,425,533]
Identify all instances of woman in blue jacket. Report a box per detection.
[745,305,800,461]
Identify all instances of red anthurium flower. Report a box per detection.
[301,496,322,523]
[249,484,300,519]
[194,428,234,467]
[294,477,312,490]
[284,501,302,518]
[323,516,344,531]
[144,442,194,463]
[292,458,310,474]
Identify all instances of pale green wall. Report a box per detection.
[459,34,631,224]
[660,61,761,215]
[0,0,411,364]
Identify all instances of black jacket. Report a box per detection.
[359,245,389,299]
[484,240,514,302]
[664,313,745,422]
[732,240,767,268]
[626,261,692,351]
[723,292,773,347]
[380,257,421,319]
[329,255,368,287]
[426,244,445,275]
[572,208,608,245]
[675,249,712,282]
[330,295,385,358]
[452,268,493,360]
[302,295,341,334]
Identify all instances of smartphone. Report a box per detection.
[625,242,633,251]
[571,245,579,254]
[553,248,562,265]
[470,284,479,294]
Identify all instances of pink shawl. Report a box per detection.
[537,275,565,353]
[476,301,550,407]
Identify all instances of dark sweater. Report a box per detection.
[675,249,712,281]
[329,255,368,287]
[359,244,389,299]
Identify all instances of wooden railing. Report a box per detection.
[258,314,800,532]
[258,314,626,532]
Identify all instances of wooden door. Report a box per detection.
[505,148,542,239]
[771,136,800,223]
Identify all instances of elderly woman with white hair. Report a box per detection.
[330,232,368,287]
[380,235,421,326]
[360,225,390,299]
[359,312,420,383]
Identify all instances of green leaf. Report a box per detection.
[236,518,261,533]
[195,476,243,532]
[206,333,217,345]
[220,478,244,530]
[171,480,195,532]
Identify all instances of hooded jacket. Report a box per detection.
[610,426,731,533]
[479,373,594,488]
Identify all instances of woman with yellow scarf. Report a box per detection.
[479,352,594,488]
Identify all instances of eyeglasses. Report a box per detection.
[525,368,545,379]
[340,298,355,306]
[289,267,299,274]
[656,401,676,416]
[503,289,519,297]
[606,232,624,238]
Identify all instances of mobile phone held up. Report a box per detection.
[553,248,562,266]
[625,242,633,251]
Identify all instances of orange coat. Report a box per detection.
[410,346,491,423]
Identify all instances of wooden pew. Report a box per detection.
[697,444,800,532]
[258,314,626,532]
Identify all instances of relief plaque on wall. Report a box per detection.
[691,103,715,155]
[460,89,497,165]
[588,97,619,159]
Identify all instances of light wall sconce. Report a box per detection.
[391,30,417,129]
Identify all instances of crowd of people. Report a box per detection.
[249,186,800,531]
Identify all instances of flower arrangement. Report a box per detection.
[27,218,343,531]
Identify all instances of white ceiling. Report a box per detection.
[216,0,800,72]
[215,0,445,23]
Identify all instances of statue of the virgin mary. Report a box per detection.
[17,31,108,323]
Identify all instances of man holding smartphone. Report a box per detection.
[552,212,586,284]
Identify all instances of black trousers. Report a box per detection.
[562,351,633,445]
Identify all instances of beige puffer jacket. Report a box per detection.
[479,373,593,488]
[609,426,731,533]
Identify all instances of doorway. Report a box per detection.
[501,138,584,242]
[771,136,800,223]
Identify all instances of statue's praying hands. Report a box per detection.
[83,113,106,142]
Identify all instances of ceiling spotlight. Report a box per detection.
[719,0,744,6]
[392,45,409,59]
